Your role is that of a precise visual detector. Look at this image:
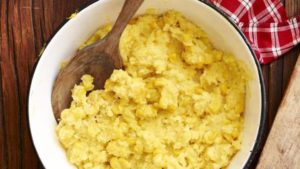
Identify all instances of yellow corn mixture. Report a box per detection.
[56,11,248,169]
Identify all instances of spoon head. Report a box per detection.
[51,50,115,121]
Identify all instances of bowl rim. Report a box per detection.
[27,0,267,168]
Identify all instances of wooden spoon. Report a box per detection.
[51,0,144,121]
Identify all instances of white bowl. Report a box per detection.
[28,0,266,168]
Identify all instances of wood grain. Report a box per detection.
[268,58,284,127]
[0,0,299,169]
[283,0,300,92]
[0,1,94,169]
[256,55,300,169]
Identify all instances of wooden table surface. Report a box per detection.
[0,0,299,169]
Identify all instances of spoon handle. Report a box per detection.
[108,0,144,40]
[103,0,144,68]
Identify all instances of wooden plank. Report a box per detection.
[0,77,6,168]
[0,0,93,169]
[256,55,300,169]
[0,2,7,169]
[0,95,6,169]
[0,27,7,169]
[283,48,300,91]
[283,0,300,91]
[268,58,284,127]
[285,0,300,17]
[0,0,22,168]
[18,0,41,168]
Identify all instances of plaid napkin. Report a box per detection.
[208,0,300,64]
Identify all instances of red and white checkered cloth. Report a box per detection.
[209,0,300,64]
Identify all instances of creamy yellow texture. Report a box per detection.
[56,11,248,169]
